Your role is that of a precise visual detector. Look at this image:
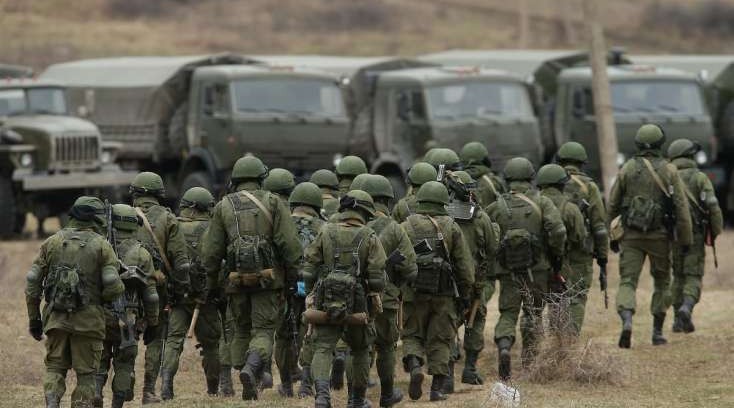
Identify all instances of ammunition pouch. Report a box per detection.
[625,195,661,232]
[315,270,358,320]
[45,265,89,313]
[414,254,453,295]
[498,228,540,273]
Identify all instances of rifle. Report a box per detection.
[599,263,608,309]
[159,305,170,371]
[285,294,300,365]
[105,201,137,350]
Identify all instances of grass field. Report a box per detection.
[1,224,733,407]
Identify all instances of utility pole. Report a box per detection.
[584,0,618,198]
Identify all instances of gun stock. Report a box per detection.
[186,305,200,339]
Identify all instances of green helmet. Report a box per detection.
[447,170,476,201]
[112,204,140,231]
[69,196,106,225]
[635,124,666,150]
[232,155,268,181]
[335,155,368,177]
[425,148,462,170]
[339,189,375,216]
[417,181,450,205]
[460,142,491,167]
[667,138,700,159]
[289,182,323,209]
[130,171,165,197]
[408,162,438,186]
[310,169,339,189]
[349,173,372,191]
[364,175,394,199]
[503,157,536,181]
[263,168,295,194]
[536,164,570,187]
[180,187,215,212]
[556,141,588,163]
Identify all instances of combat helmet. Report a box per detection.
[339,189,376,217]
[667,138,701,160]
[536,164,570,187]
[112,204,141,232]
[289,182,323,210]
[635,124,666,150]
[408,162,438,186]
[503,157,536,181]
[447,170,477,201]
[231,155,268,182]
[263,168,295,194]
[417,181,450,205]
[180,187,215,212]
[310,169,339,190]
[460,142,492,167]
[130,171,165,197]
[424,148,462,171]
[335,155,368,178]
[349,173,372,191]
[365,175,394,200]
[69,196,107,225]
[556,141,588,163]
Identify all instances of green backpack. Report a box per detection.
[180,218,210,295]
[496,192,543,273]
[225,192,275,290]
[405,215,454,296]
[45,230,93,312]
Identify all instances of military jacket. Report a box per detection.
[563,164,609,260]
[454,206,500,283]
[392,193,419,224]
[542,188,588,264]
[178,210,211,301]
[465,164,506,207]
[113,234,159,326]
[671,157,723,237]
[321,192,340,219]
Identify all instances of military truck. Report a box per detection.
[41,54,351,198]
[345,58,544,196]
[0,80,135,237]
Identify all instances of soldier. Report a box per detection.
[556,142,610,332]
[608,124,693,348]
[96,204,159,408]
[129,172,191,404]
[393,163,438,224]
[335,155,368,197]
[400,181,475,402]
[274,182,326,398]
[201,155,302,400]
[302,190,386,408]
[310,169,340,218]
[443,171,499,391]
[486,158,566,380]
[25,196,125,408]
[424,148,463,175]
[667,139,723,333]
[160,187,222,399]
[459,142,506,207]
[264,168,296,207]
[536,164,588,335]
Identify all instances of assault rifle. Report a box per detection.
[599,263,608,309]
[105,201,137,350]
[285,292,300,365]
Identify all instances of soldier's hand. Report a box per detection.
[143,325,158,345]
[610,240,620,253]
[29,319,43,342]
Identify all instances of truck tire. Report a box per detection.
[0,177,19,238]
[181,171,214,195]
[168,102,189,155]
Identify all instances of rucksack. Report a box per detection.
[180,218,209,295]
[405,215,454,295]
[496,192,543,273]
[45,230,93,312]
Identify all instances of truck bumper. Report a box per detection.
[12,166,137,191]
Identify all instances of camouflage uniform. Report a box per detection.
[393,162,438,224]
[608,124,693,348]
[335,155,368,197]
[460,141,507,207]
[26,197,125,408]
[311,169,340,219]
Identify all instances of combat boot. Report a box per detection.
[111,392,126,408]
[441,360,455,394]
[260,361,273,390]
[677,297,696,333]
[497,337,512,382]
[206,375,219,396]
[618,309,633,349]
[405,355,424,401]
[93,373,106,408]
[278,369,294,398]
[240,352,263,400]
[298,366,315,398]
[330,350,346,390]
[160,369,174,400]
[378,377,403,407]
[672,313,683,333]
[429,375,448,401]
[141,374,161,404]
[45,392,60,408]
[351,385,372,408]
[314,379,332,408]
[652,313,668,345]
[219,365,234,397]
[461,350,484,385]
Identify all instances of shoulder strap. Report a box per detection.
[682,184,704,213]
[514,192,542,217]
[481,174,500,198]
[134,207,173,272]
[239,190,274,225]
[426,215,452,263]
[641,157,671,198]
[569,174,589,195]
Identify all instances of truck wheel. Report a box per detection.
[0,177,19,238]
[181,171,214,194]
[168,102,189,155]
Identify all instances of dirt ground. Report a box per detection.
[1,226,732,408]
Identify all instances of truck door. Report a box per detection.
[198,82,237,171]
[567,84,600,168]
[390,88,429,165]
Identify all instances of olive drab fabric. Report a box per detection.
[562,164,609,261]
[393,163,438,224]
[310,169,340,218]
[460,142,506,207]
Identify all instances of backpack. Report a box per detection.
[315,223,370,322]
[45,230,94,312]
[179,218,209,295]
[496,192,543,273]
[623,158,672,232]
[405,215,454,296]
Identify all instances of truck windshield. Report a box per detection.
[0,87,67,116]
[611,80,705,115]
[426,81,533,119]
[232,78,345,117]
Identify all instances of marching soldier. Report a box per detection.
[393,163,438,224]
[310,169,341,219]
[459,142,506,207]
[335,156,368,196]
[264,168,296,208]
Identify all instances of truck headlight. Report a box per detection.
[100,150,112,164]
[333,153,343,168]
[694,150,707,166]
[20,153,33,168]
[616,152,626,167]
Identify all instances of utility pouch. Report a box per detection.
[47,265,88,313]
[498,228,539,272]
[625,195,658,232]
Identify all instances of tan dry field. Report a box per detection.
[1,223,733,408]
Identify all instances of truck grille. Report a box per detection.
[53,132,100,171]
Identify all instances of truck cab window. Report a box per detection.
[203,83,228,115]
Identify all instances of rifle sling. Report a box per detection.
[134,207,173,273]
[569,174,589,195]
[682,185,705,213]
[481,174,500,199]
[641,157,671,198]
[239,190,274,225]
[514,192,542,217]
[426,215,452,263]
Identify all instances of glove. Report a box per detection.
[597,258,608,268]
[143,325,158,345]
[297,281,306,297]
[29,319,43,342]
[610,240,620,253]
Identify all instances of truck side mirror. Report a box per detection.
[397,92,411,122]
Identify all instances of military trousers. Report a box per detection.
[564,259,594,333]
[219,306,234,367]
[494,270,549,355]
[346,307,400,385]
[402,294,457,376]
[672,233,706,307]
[274,296,307,381]
[44,328,103,407]
[229,290,281,368]
[616,238,672,315]
[98,314,139,400]
[311,322,375,388]
[463,281,496,353]
[143,285,169,386]
[162,302,222,382]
